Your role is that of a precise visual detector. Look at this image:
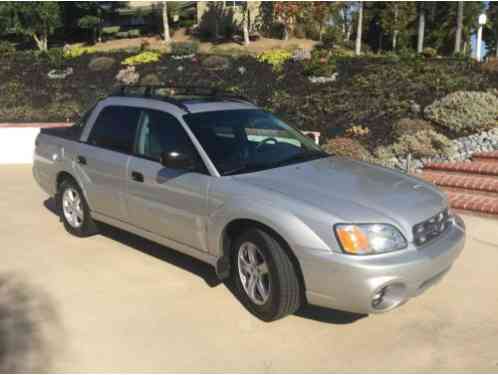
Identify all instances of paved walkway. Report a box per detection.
[1,165,497,372]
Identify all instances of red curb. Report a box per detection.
[0,123,73,129]
[421,172,498,194]
[446,191,498,215]
[424,161,498,177]
[473,150,498,159]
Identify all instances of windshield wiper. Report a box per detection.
[272,150,329,168]
[223,162,269,176]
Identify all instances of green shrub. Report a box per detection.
[102,26,120,35]
[38,48,65,68]
[257,49,292,72]
[422,47,437,58]
[122,51,162,65]
[140,73,162,86]
[322,137,372,160]
[303,49,336,77]
[375,129,455,159]
[127,29,141,38]
[170,41,199,56]
[424,91,498,133]
[0,41,16,56]
[64,45,97,59]
[88,56,116,72]
[391,118,434,138]
[116,31,129,39]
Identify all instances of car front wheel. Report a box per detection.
[232,228,302,321]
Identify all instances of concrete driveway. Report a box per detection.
[1,165,498,372]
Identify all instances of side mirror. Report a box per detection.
[160,150,195,170]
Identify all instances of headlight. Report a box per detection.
[334,224,407,255]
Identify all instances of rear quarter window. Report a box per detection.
[87,106,142,154]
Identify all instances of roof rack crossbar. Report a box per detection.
[111,85,251,108]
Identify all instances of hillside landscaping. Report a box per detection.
[1,42,497,170]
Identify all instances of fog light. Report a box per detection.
[372,288,385,308]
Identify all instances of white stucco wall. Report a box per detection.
[0,128,40,164]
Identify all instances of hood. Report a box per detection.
[233,157,447,233]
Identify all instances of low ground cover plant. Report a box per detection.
[424,91,498,134]
[122,51,162,66]
[257,49,292,71]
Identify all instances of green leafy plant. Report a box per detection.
[64,45,97,59]
[424,91,498,134]
[257,49,292,72]
[170,41,199,56]
[122,51,162,66]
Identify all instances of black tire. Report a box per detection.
[231,227,302,321]
[57,178,99,237]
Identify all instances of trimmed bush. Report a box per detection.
[424,91,498,133]
[375,129,455,159]
[257,49,292,72]
[422,47,437,58]
[102,26,120,35]
[140,73,162,86]
[322,137,372,160]
[171,42,199,56]
[391,118,434,138]
[128,29,141,38]
[122,51,162,66]
[202,55,230,70]
[88,57,115,72]
[64,45,97,59]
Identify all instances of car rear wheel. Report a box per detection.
[231,228,302,321]
[58,178,99,237]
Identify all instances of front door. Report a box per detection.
[126,109,211,251]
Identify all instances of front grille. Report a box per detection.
[413,208,450,246]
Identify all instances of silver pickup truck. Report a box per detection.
[33,86,465,321]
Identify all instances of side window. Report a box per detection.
[87,106,142,154]
[136,109,196,162]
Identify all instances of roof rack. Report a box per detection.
[110,85,252,113]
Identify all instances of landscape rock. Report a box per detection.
[202,55,230,71]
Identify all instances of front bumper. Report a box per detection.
[300,215,466,314]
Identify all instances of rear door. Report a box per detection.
[125,108,211,251]
[76,105,141,222]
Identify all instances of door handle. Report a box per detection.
[77,155,87,165]
[131,171,144,183]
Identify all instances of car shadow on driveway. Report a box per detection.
[43,198,366,325]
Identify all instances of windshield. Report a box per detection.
[183,109,328,176]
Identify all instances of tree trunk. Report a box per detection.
[162,1,171,43]
[496,24,498,58]
[283,26,289,41]
[243,7,250,45]
[355,2,363,56]
[392,4,399,51]
[32,32,48,51]
[454,1,463,54]
[417,7,425,53]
